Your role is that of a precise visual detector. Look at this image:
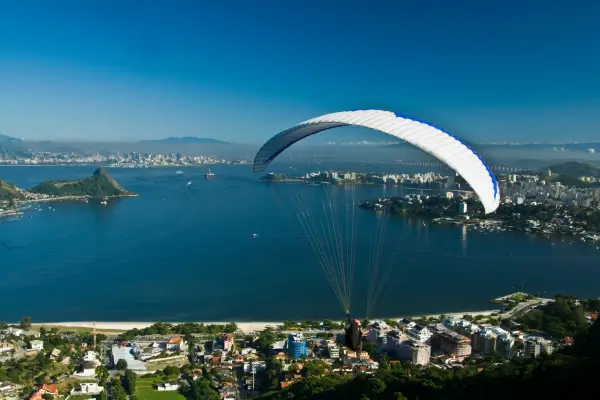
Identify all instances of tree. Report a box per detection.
[191,378,219,400]
[19,316,32,330]
[116,359,128,370]
[163,365,179,377]
[111,379,127,400]
[224,322,238,333]
[125,369,137,397]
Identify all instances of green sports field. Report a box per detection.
[135,377,187,400]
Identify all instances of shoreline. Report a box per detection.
[30,309,500,334]
[18,193,139,204]
[0,163,246,168]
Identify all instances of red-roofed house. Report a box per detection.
[167,337,186,351]
[40,384,58,396]
[29,390,44,400]
[280,381,293,389]
[29,384,58,400]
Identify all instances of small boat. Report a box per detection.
[100,200,107,205]
[176,170,184,174]
[187,181,192,186]
[252,233,258,238]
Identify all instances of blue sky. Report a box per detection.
[0,0,599,143]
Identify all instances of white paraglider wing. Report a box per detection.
[253,110,500,214]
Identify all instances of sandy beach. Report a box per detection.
[32,309,500,334]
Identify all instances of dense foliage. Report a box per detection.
[545,162,600,178]
[190,377,220,400]
[29,168,132,198]
[116,359,128,370]
[281,320,344,331]
[124,369,137,399]
[255,319,600,399]
[517,295,589,338]
[119,322,238,340]
[261,173,288,181]
[111,378,127,400]
[0,179,25,201]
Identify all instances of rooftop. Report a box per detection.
[288,333,305,343]
[428,323,471,343]
[111,345,146,371]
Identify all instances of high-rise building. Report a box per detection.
[524,337,554,358]
[472,330,497,354]
[428,324,472,361]
[286,333,307,359]
[472,327,515,359]
[396,340,431,366]
[496,334,515,359]
[326,343,340,359]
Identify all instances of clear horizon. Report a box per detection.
[1,1,599,143]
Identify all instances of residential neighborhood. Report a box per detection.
[0,293,596,399]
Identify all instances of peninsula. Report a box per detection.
[0,168,136,214]
[360,162,600,239]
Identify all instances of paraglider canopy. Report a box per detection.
[253,110,500,214]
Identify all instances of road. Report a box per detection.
[280,329,343,335]
[500,298,554,320]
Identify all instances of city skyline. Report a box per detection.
[1,1,599,143]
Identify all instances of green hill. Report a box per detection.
[544,161,600,178]
[541,162,600,188]
[29,168,134,198]
[0,179,26,201]
[261,173,288,182]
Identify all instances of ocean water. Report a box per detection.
[0,164,599,323]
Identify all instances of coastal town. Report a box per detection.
[263,163,600,240]
[0,150,248,168]
[0,292,597,400]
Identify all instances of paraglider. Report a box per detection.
[253,109,500,325]
[253,110,499,214]
[344,315,363,352]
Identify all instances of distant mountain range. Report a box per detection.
[139,137,231,145]
[389,141,599,152]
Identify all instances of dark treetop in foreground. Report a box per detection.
[29,167,135,198]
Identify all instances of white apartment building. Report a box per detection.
[524,336,554,358]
